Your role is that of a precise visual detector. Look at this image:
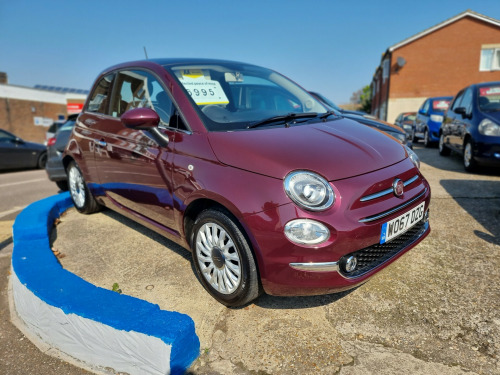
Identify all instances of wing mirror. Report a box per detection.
[453,107,470,119]
[121,108,160,130]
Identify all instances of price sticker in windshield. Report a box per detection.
[180,73,229,105]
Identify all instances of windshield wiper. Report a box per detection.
[319,111,338,120]
[247,112,318,129]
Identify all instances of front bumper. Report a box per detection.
[244,157,431,296]
[474,139,500,166]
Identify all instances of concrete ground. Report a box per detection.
[35,146,500,374]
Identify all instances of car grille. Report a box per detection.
[338,219,428,278]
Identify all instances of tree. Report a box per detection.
[350,85,372,113]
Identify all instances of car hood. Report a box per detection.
[207,118,407,181]
[483,111,500,123]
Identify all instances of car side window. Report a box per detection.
[460,88,473,115]
[87,74,114,114]
[0,130,15,142]
[451,90,464,111]
[109,70,182,129]
[421,100,430,114]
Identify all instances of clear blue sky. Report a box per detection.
[1,0,500,104]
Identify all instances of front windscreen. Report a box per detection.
[165,62,327,131]
[479,86,500,112]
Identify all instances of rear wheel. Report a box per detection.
[191,209,261,307]
[463,140,477,172]
[37,152,47,169]
[438,133,450,156]
[67,161,101,214]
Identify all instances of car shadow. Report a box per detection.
[440,179,500,246]
[71,209,356,309]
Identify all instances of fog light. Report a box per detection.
[423,209,430,223]
[345,256,358,273]
[284,219,329,245]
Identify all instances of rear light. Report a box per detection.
[47,137,56,146]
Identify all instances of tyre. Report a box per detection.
[463,140,477,172]
[37,152,47,169]
[67,161,101,214]
[55,180,69,191]
[191,209,261,307]
[438,133,450,156]
[423,129,432,148]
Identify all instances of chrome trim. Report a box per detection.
[289,261,339,273]
[360,175,419,202]
[359,188,427,223]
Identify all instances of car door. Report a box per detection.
[415,100,430,137]
[451,87,473,151]
[443,90,464,150]
[0,130,37,169]
[93,69,179,231]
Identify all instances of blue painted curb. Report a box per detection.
[12,193,200,374]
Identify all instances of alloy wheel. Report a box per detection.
[68,166,86,208]
[195,223,242,294]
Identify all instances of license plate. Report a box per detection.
[380,202,425,244]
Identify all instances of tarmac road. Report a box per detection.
[0,169,89,374]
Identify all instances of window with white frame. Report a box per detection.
[480,45,500,71]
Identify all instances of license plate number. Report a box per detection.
[380,202,425,244]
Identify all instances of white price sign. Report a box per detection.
[180,72,229,105]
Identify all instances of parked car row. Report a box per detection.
[395,81,500,172]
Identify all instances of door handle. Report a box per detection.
[95,140,107,147]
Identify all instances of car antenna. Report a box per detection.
[143,46,149,60]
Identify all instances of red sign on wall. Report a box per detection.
[67,103,84,114]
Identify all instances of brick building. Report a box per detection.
[371,10,500,123]
[0,73,87,143]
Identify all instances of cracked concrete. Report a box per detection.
[53,145,500,374]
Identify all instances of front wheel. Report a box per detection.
[438,133,450,156]
[67,161,102,214]
[423,129,432,148]
[191,209,261,307]
[463,140,477,172]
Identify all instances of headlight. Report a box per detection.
[405,145,420,169]
[284,171,335,211]
[479,118,500,136]
[430,114,444,123]
[284,219,330,245]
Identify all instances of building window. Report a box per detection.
[382,59,390,82]
[480,46,500,71]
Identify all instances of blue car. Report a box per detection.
[413,96,453,147]
[439,82,500,172]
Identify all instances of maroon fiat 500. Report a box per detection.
[64,59,430,306]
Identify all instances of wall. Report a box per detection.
[390,17,500,100]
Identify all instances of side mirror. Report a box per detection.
[13,137,25,144]
[453,107,470,118]
[418,109,426,115]
[121,108,160,130]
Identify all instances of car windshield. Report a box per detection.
[478,85,500,112]
[431,99,450,112]
[165,62,327,131]
[404,114,416,121]
[58,119,76,132]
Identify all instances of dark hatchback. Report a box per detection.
[439,82,500,171]
[64,58,430,306]
[45,114,78,190]
[0,129,47,171]
[309,91,411,147]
